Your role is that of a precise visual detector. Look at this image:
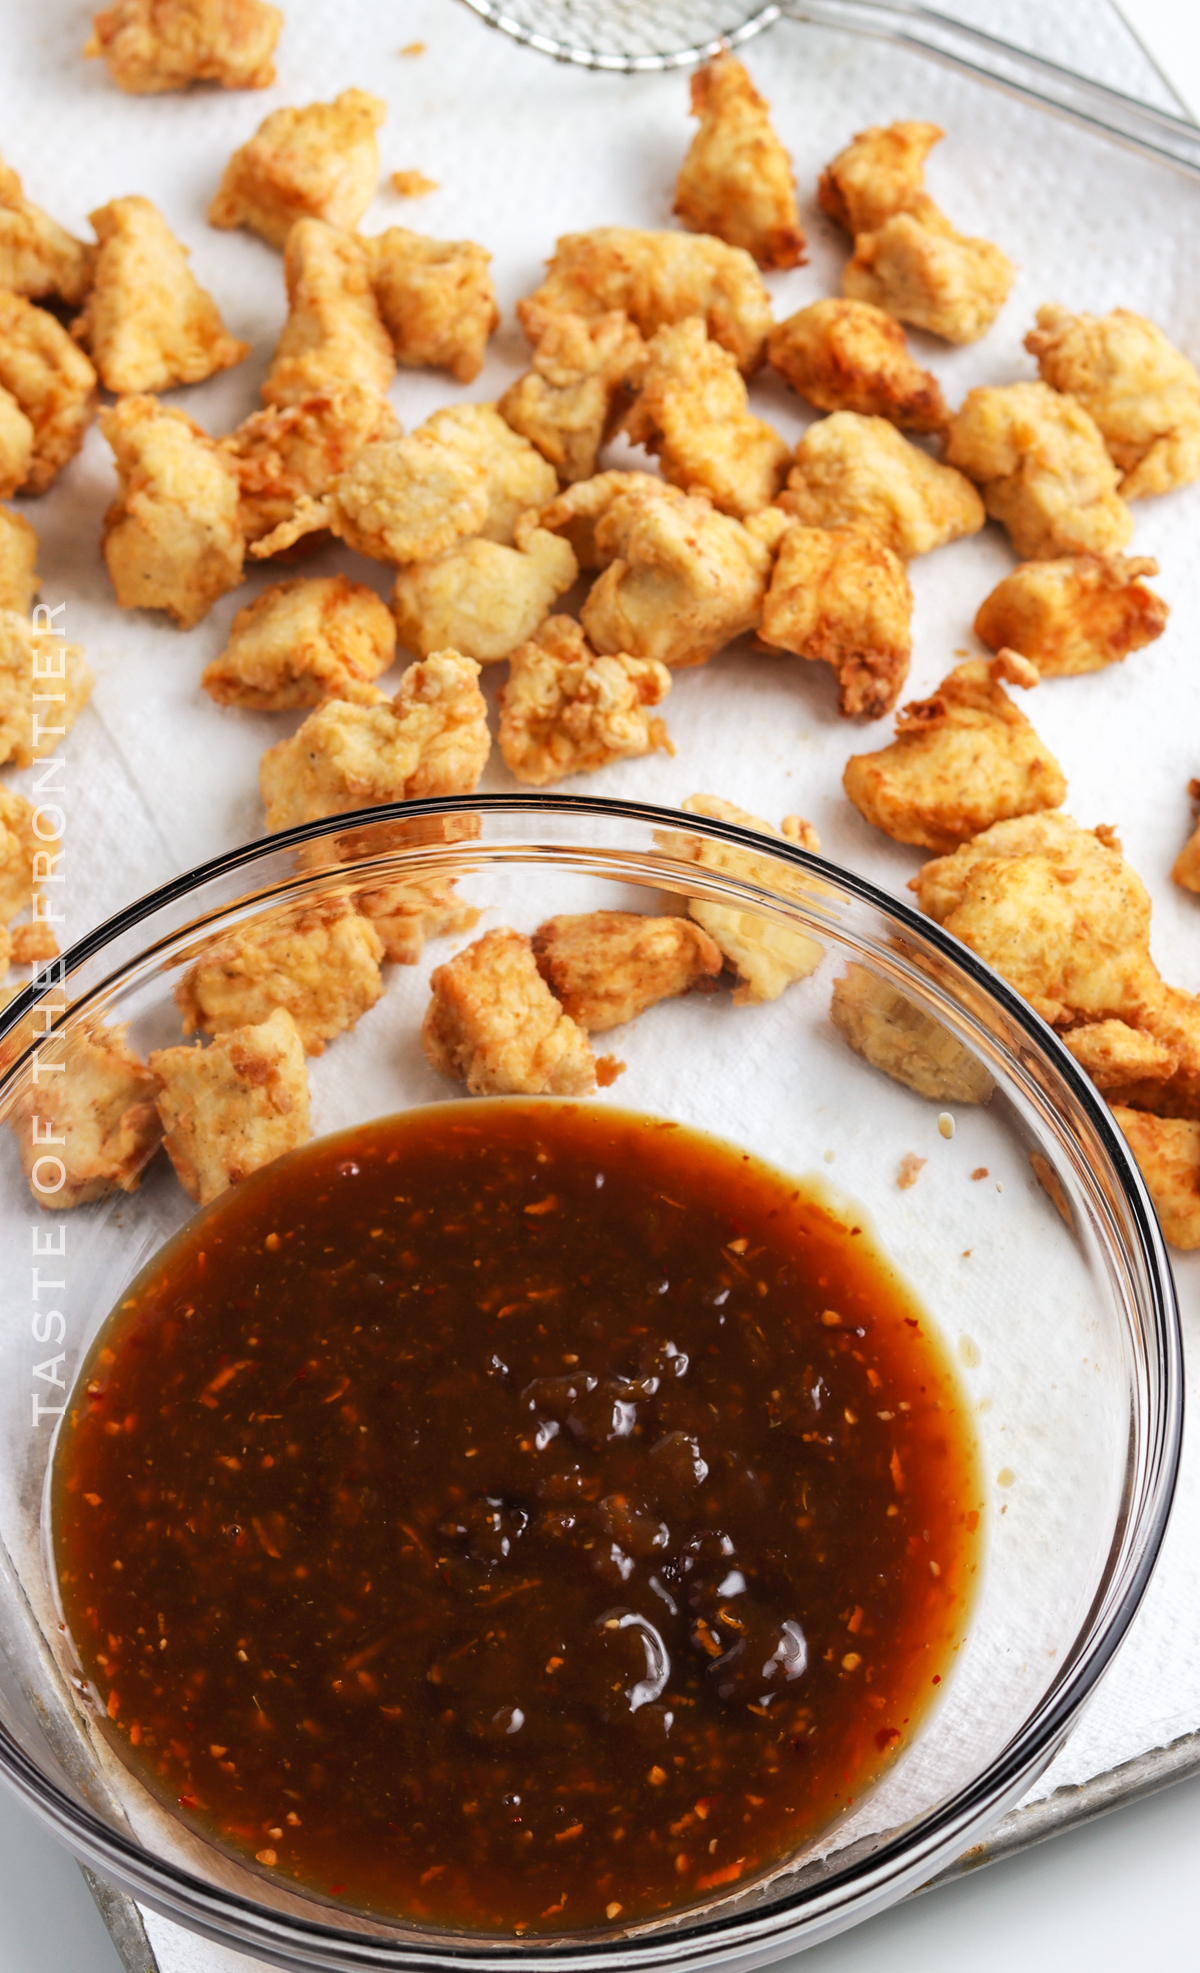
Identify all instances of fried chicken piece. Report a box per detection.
[150,1007,310,1206]
[527,468,663,569]
[391,528,577,665]
[767,299,948,432]
[177,899,385,1055]
[1026,304,1200,500]
[533,910,722,1030]
[10,1020,162,1209]
[0,388,33,500]
[0,156,93,305]
[422,403,558,545]
[261,219,395,408]
[623,316,790,518]
[500,310,645,484]
[829,963,994,1102]
[11,922,58,966]
[302,812,481,963]
[202,575,395,710]
[72,196,247,396]
[0,786,42,923]
[974,553,1167,677]
[209,90,386,249]
[422,926,600,1096]
[100,394,244,628]
[261,426,491,564]
[1062,1020,1176,1091]
[84,0,282,93]
[0,507,37,613]
[778,411,983,560]
[1109,1106,1200,1250]
[843,651,1065,849]
[0,610,93,768]
[673,52,804,271]
[366,228,499,384]
[668,794,824,1004]
[219,381,401,546]
[844,209,1014,346]
[1173,782,1200,895]
[518,227,773,374]
[760,523,912,719]
[498,614,671,786]
[0,292,97,495]
[817,120,944,236]
[944,382,1132,560]
[260,650,490,830]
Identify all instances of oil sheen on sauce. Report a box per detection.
[53,1102,982,1935]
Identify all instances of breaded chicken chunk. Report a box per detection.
[0,507,38,613]
[1026,304,1200,500]
[261,219,395,408]
[202,575,396,710]
[150,1007,310,1206]
[1062,1020,1177,1092]
[830,964,993,1103]
[73,196,248,395]
[778,411,983,560]
[0,610,93,768]
[260,650,490,830]
[519,227,773,374]
[844,209,1014,346]
[423,926,601,1096]
[623,316,790,517]
[768,298,948,431]
[176,899,385,1055]
[0,388,34,500]
[673,52,804,271]
[209,90,386,249]
[422,403,558,544]
[301,811,481,963]
[817,120,944,236]
[498,614,671,786]
[526,468,662,570]
[842,651,1065,850]
[100,395,244,627]
[667,794,823,1003]
[0,157,93,306]
[11,1020,162,1209]
[256,426,491,564]
[0,787,43,924]
[500,310,645,484]
[367,228,499,384]
[760,523,912,719]
[975,554,1167,677]
[533,910,722,1030]
[944,382,1133,559]
[1172,781,1200,896]
[391,528,577,665]
[219,381,401,547]
[84,0,282,93]
[0,293,97,495]
[1109,1106,1200,1250]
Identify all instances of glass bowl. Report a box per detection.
[0,795,1181,1969]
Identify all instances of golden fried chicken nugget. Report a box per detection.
[778,411,982,560]
[669,794,823,1004]
[262,427,490,565]
[760,523,912,719]
[209,90,386,249]
[817,120,944,235]
[1109,1106,1200,1250]
[422,926,600,1096]
[844,209,1014,346]
[150,1007,310,1206]
[100,394,244,627]
[219,381,401,546]
[11,1020,162,1209]
[260,650,490,830]
[974,553,1167,677]
[521,468,663,569]
[1026,303,1200,500]
[498,614,671,786]
[261,219,395,408]
[830,963,993,1102]
[84,0,282,93]
[356,873,478,964]
[391,529,577,665]
[202,575,396,710]
[367,228,499,384]
[1061,1020,1176,1092]
[624,316,790,517]
[500,310,645,485]
[0,787,43,924]
[673,52,804,271]
[0,507,37,614]
[944,381,1132,560]
[1174,782,1200,896]
[0,610,93,768]
[0,293,97,496]
[767,299,947,432]
[519,227,773,374]
[843,652,1065,849]
[0,388,33,501]
[533,910,722,1030]
[422,403,558,545]
[0,156,93,305]
[177,900,385,1055]
[73,196,248,395]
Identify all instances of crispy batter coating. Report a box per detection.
[260,650,490,830]
[843,652,1065,850]
[518,227,773,374]
[367,228,499,384]
[422,926,599,1096]
[623,316,790,517]
[0,610,93,768]
[844,210,1014,346]
[0,157,92,306]
[202,575,395,710]
[500,310,645,485]
[673,52,804,271]
[1062,1020,1176,1091]
[668,794,824,1004]
[1174,782,1200,896]
[84,0,281,93]
[100,394,244,627]
[779,411,982,560]
[760,523,912,719]
[150,1007,310,1206]
[11,1021,162,1209]
[0,387,34,501]
[817,121,944,236]
[829,963,994,1102]
[0,292,97,496]
[73,196,247,396]
[768,299,947,432]
[0,786,42,923]
[944,382,1132,560]
[10,921,58,966]
[261,219,395,408]
[0,507,38,614]
[422,404,558,545]
[533,910,722,1030]
[974,553,1167,677]
[391,528,577,665]
[1026,303,1200,500]
[176,899,385,1055]
[355,873,478,964]
[219,382,400,546]
[525,468,663,569]
[1109,1106,1200,1250]
[265,427,490,565]
[209,90,385,249]
[498,614,671,786]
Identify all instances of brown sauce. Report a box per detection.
[53,1102,981,1934]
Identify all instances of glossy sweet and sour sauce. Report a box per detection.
[53,1103,981,1934]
